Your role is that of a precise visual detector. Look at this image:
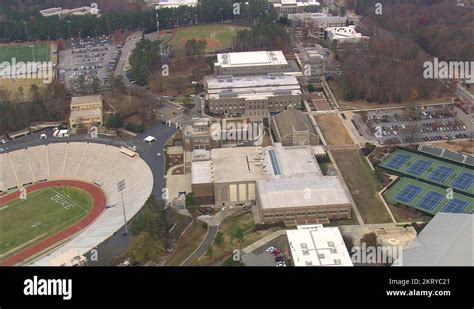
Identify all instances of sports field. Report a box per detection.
[384,177,472,215]
[0,42,51,62]
[380,149,473,195]
[169,24,249,52]
[0,186,93,257]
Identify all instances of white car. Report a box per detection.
[0,139,6,144]
[40,134,47,139]
[157,152,162,157]
[266,247,275,253]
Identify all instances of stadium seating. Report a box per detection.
[0,142,153,266]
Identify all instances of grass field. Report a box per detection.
[379,148,473,195]
[0,187,93,257]
[0,42,50,62]
[169,24,249,52]
[315,114,354,145]
[332,150,393,224]
[384,177,473,216]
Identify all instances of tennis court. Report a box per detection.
[384,177,472,215]
[380,149,472,195]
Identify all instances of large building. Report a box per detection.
[69,95,103,130]
[271,0,321,16]
[206,74,302,118]
[287,225,353,266]
[256,143,352,224]
[296,45,325,83]
[326,25,369,46]
[145,0,198,9]
[214,51,290,76]
[288,13,348,39]
[395,213,473,266]
[191,147,267,207]
[39,6,101,17]
[271,105,320,146]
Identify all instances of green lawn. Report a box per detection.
[332,150,393,224]
[0,42,50,62]
[0,187,92,256]
[384,177,472,216]
[169,24,249,52]
[379,148,472,195]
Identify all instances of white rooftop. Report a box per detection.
[211,147,267,183]
[207,74,301,101]
[287,225,353,266]
[264,143,322,178]
[257,175,351,210]
[216,51,288,68]
[192,160,213,184]
[326,26,369,41]
[274,0,320,7]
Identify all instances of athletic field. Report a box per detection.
[169,24,249,52]
[384,177,472,216]
[0,187,93,257]
[380,149,473,195]
[0,42,51,62]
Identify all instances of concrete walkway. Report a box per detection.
[241,230,287,254]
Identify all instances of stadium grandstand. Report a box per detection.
[0,142,153,266]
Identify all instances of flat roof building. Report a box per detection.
[271,0,321,16]
[69,95,103,130]
[288,13,348,39]
[206,74,302,118]
[214,51,290,76]
[145,0,198,9]
[326,26,369,46]
[40,6,101,17]
[287,224,353,266]
[256,143,351,224]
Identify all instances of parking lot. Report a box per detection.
[353,104,472,145]
[59,35,121,91]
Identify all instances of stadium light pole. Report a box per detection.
[117,179,128,235]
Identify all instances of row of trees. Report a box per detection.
[129,38,162,85]
[0,81,68,134]
[0,0,274,42]
[233,23,291,52]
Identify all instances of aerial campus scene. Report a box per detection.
[0,0,472,302]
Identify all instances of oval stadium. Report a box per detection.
[0,142,153,266]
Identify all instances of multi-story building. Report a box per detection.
[271,0,321,16]
[145,0,198,9]
[288,13,348,40]
[206,74,302,118]
[256,143,352,224]
[271,105,320,146]
[69,95,103,129]
[183,118,220,151]
[326,25,370,46]
[214,51,291,76]
[39,6,101,17]
[295,45,325,83]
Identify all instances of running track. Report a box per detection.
[0,180,106,266]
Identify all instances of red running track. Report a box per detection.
[0,180,106,266]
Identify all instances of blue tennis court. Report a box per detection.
[385,154,411,170]
[451,172,473,191]
[268,149,281,176]
[441,199,470,213]
[428,166,454,183]
[417,191,444,211]
[406,160,432,176]
[394,184,423,204]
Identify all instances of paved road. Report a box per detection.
[181,225,219,266]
